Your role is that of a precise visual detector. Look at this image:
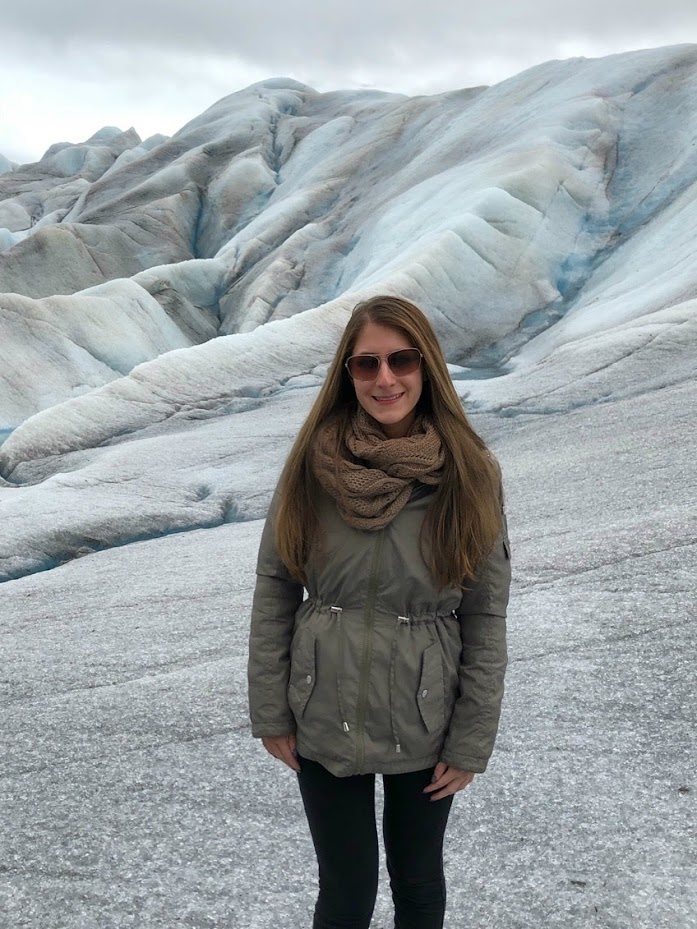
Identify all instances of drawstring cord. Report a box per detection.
[329,606,450,746]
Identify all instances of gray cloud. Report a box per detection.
[2,0,696,162]
[4,0,697,72]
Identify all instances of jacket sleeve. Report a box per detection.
[247,488,304,738]
[440,502,511,773]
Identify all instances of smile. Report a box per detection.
[372,392,404,404]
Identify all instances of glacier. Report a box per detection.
[0,44,695,929]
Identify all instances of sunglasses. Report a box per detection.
[345,348,423,381]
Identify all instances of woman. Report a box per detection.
[248,295,511,929]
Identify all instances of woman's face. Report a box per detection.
[348,322,424,439]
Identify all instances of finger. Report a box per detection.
[424,767,475,793]
[261,738,278,757]
[429,781,462,801]
[423,770,457,794]
[429,777,473,801]
[422,763,450,794]
[432,761,448,780]
[289,733,298,757]
[278,740,301,772]
[428,786,456,801]
[262,743,287,765]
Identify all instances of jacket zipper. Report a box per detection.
[355,529,385,773]
[389,616,411,755]
[330,606,350,733]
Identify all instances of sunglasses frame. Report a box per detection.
[344,348,424,381]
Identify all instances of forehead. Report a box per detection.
[352,322,413,353]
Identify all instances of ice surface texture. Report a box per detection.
[2,45,697,450]
[0,45,696,929]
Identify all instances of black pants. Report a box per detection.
[296,755,454,929]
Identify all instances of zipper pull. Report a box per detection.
[397,615,410,625]
[342,721,350,732]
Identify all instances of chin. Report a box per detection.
[370,406,402,423]
[367,404,416,437]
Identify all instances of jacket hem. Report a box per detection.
[297,744,443,777]
[439,751,489,773]
[251,722,296,738]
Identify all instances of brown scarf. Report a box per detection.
[312,406,445,530]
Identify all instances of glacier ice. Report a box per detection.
[1,45,696,929]
[0,46,694,457]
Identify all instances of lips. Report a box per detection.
[372,392,404,404]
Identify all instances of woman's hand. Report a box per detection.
[261,734,301,772]
[422,761,475,801]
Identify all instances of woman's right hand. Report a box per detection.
[261,734,301,772]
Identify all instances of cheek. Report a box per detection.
[408,374,424,403]
[353,382,370,407]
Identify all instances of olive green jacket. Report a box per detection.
[248,485,511,777]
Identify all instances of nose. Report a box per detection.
[374,357,396,387]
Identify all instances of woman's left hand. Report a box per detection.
[422,762,475,801]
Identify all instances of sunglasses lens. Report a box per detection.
[388,349,421,375]
[347,355,380,379]
[346,349,422,380]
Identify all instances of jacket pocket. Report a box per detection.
[416,642,445,733]
[501,508,511,561]
[287,632,317,719]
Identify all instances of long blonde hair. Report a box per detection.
[275,295,503,588]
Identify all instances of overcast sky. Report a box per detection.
[2,0,697,164]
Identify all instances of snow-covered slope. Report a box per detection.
[0,40,694,570]
[0,152,16,176]
[2,45,697,451]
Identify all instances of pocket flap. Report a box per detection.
[416,642,445,733]
[288,632,317,719]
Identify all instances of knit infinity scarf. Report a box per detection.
[312,406,445,530]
